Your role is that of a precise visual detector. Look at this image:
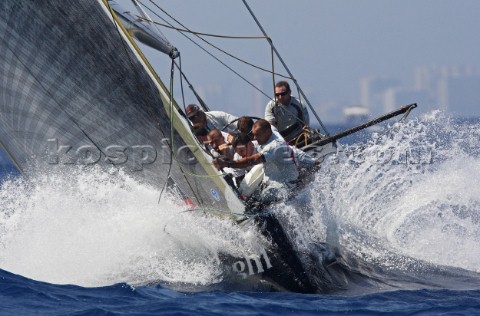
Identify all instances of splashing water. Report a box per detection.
[0,167,264,287]
[309,111,480,274]
[1,111,479,291]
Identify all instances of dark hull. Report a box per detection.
[237,212,359,294]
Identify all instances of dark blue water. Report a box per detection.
[2,115,480,315]
[1,268,480,315]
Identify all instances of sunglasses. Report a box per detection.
[275,90,289,97]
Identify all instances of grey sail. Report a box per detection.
[0,0,358,293]
[0,0,244,215]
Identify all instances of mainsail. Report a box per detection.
[0,0,244,216]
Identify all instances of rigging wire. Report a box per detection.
[137,0,280,100]
[173,59,210,112]
[131,1,311,181]
[115,1,208,203]
[177,56,188,112]
[142,0,291,80]
[157,56,219,207]
[139,1,329,139]
[157,58,176,203]
[241,0,331,136]
[121,2,230,183]
[137,18,269,39]
[106,2,217,208]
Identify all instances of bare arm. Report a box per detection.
[217,143,234,160]
[213,153,264,169]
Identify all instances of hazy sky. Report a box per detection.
[131,0,480,122]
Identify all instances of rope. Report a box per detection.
[177,56,188,113]
[107,2,220,208]
[137,17,270,39]
[399,105,415,122]
[106,2,183,202]
[137,0,330,140]
[137,0,291,100]
[294,130,310,147]
[270,43,276,104]
[178,207,258,218]
[154,61,232,181]
[142,0,291,78]
[241,0,330,137]
[157,58,176,203]
[173,59,210,112]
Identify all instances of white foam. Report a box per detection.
[1,111,479,287]
[308,111,480,273]
[0,167,263,287]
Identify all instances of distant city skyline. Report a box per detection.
[360,64,480,117]
[167,62,480,123]
[134,0,480,123]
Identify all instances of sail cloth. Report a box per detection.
[0,0,244,215]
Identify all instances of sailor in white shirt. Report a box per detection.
[213,119,299,202]
[186,104,238,134]
[236,116,319,173]
[264,81,309,143]
[206,129,233,159]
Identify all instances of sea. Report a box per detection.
[1,111,480,315]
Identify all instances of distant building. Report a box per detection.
[439,73,480,117]
[360,76,401,116]
[414,64,480,117]
[383,88,431,114]
[343,105,369,124]
[250,74,273,117]
[359,65,480,118]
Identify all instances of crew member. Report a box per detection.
[264,81,310,144]
[186,104,238,138]
[229,131,257,186]
[207,129,234,160]
[214,119,299,203]
[236,116,319,173]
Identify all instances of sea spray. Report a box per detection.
[0,166,265,287]
[308,111,480,273]
[1,111,479,291]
